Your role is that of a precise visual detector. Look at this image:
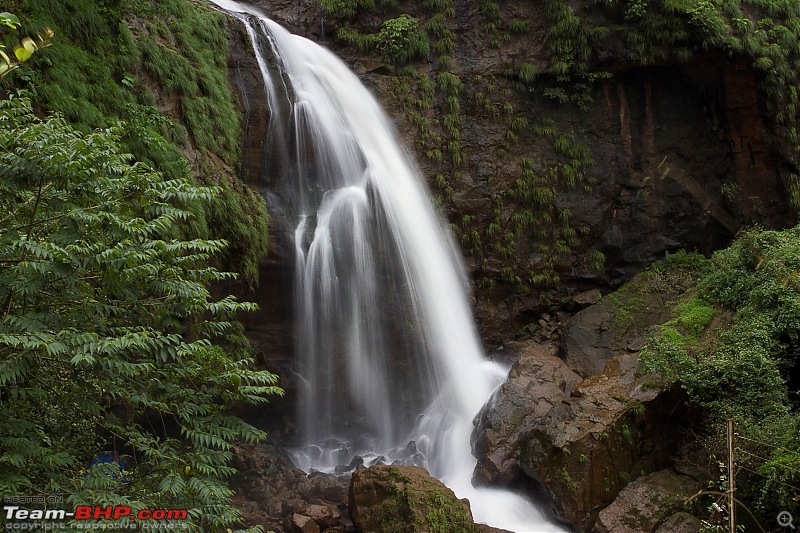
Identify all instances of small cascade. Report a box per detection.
[209,1,566,531]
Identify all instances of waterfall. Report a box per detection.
[209,2,566,531]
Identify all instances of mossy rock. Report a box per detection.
[349,465,481,533]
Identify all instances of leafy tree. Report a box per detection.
[0,95,280,530]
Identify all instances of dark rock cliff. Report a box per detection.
[221,0,795,347]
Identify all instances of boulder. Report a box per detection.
[572,289,603,306]
[473,343,581,485]
[473,345,689,530]
[594,469,703,532]
[296,504,342,530]
[563,270,687,378]
[230,444,349,532]
[290,513,320,533]
[517,354,688,530]
[349,465,481,533]
[654,512,703,533]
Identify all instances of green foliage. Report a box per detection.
[0,96,280,530]
[204,172,270,286]
[673,296,716,336]
[10,0,269,285]
[700,227,800,326]
[0,12,51,79]
[413,489,478,532]
[14,0,240,166]
[542,0,590,77]
[641,227,800,518]
[660,248,709,271]
[0,12,20,30]
[338,15,429,68]
[509,18,531,34]
[477,0,511,47]
[377,15,430,66]
[517,62,537,84]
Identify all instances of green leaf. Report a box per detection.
[0,12,20,29]
[13,44,32,63]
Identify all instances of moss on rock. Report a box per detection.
[349,465,481,533]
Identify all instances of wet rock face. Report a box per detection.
[472,343,581,486]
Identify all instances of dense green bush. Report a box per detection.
[377,14,430,65]
[642,229,800,521]
[338,14,429,67]
[0,96,279,531]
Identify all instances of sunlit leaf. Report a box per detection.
[13,45,32,63]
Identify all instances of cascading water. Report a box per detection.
[209,1,566,531]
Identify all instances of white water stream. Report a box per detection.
[208,2,566,530]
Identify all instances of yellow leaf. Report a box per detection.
[0,49,10,65]
[13,45,32,63]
